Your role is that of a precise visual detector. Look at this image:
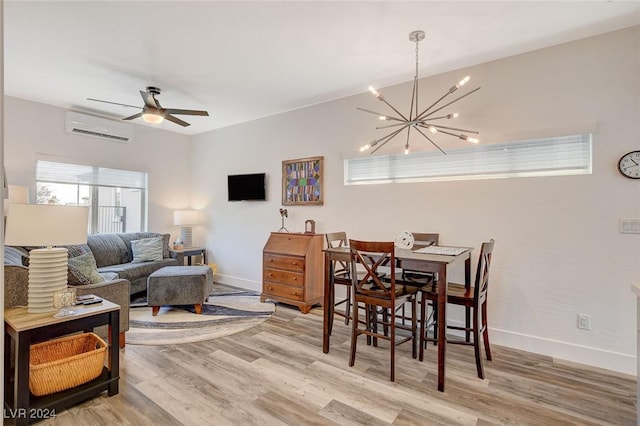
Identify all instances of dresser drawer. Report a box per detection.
[264,254,305,272]
[263,268,304,286]
[263,282,304,301]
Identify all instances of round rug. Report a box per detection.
[127,287,274,345]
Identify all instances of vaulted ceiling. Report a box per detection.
[5,1,640,136]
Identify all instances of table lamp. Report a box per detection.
[173,209,199,248]
[5,204,89,313]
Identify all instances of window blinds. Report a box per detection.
[36,160,147,189]
[344,134,591,184]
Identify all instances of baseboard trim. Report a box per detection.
[215,274,262,293]
[489,326,636,377]
[214,275,637,377]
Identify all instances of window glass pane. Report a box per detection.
[36,161,148,234]
[344,134,592,184]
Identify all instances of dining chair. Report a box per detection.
[348,239,419,382]
[325,232,352,326]
[419,239,495,379]
[397,233,439,329]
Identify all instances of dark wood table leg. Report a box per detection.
[437,263,447,392]
[15,331,31,425]
[323,250,332,353]
[108,309,120,396]
[465,256,471,342]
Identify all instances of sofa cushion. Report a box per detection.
[87,234,130,267]
[131,237,164,263]
[97,258,178,282]
[68,252,105,285]
[118,232,170,261]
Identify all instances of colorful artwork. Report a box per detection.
[282,156,324,205]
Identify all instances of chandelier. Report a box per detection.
[358,30,481,155]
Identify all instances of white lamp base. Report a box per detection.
[180,226,193,248]
[28,247,69,313]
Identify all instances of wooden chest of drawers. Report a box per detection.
[261,232,323,313]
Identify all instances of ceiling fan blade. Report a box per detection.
[164,114,191,127]
[140,90,160,108]
[122,112,143,121]
[163,108,209,117]
[87,98,141,109]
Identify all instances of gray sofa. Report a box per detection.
[86,232,179,296]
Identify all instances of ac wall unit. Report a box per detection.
[65,111,133,143]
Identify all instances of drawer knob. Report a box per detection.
[293,291,298,296]
[292,262,298,265]
[269,259,273,262]
[268,273,273,277]
[293,277,297,281]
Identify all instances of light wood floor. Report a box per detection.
[38,304,636,426]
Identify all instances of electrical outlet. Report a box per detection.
[577,314,591,330]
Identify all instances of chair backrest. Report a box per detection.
[349,239,396,299]
[325,232,348,249]
[326,232,349,275]
[474,239,495,303]
[411,233,439,249]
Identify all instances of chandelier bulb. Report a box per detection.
[458,76,471,87]
[378,116,388,121]
[448,113,459,119]
[404,144,410,155]
[368,86,380,98]
[359,143,371,152]
[428,126,438,134]
[462,135,479,144]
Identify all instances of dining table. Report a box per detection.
[322,245,472,392]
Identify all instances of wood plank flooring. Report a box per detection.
[37,304,636,425]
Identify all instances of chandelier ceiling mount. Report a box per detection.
[358,30,481,155]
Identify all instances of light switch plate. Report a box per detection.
[620,218,640,234]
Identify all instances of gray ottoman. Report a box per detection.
[147,266,214,316]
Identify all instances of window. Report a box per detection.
[344,134,592,185]
[36,160,148,234]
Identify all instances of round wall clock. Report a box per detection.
[618,151,640,179]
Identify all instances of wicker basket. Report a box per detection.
[29,332,107,396]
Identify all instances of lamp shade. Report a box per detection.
[173,209,199,226]
[5,204,89,247]
[3,185,30,215]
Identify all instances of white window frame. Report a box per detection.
[344,134,592,185]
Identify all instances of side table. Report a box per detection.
[169,247,207,266]
[4,299,120,425]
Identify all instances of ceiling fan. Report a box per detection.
[87,86,209,127]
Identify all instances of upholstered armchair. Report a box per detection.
[3,246,131,348]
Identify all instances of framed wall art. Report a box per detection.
[282,156,324,205]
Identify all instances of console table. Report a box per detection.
[4,299,120,425]
[261,232,323,313]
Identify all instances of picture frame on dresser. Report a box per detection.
[282,156,324,206]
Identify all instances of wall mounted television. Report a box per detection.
[227,173,266,201]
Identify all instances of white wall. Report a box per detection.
[191,26,640,375]
[4,97,192,241]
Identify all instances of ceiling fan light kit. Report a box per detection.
[358,30,481,155]
[88,86,209,127]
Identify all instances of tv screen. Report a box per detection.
[228,173,266,201]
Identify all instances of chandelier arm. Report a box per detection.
[370,125,410,154]
[419,87,481,120]
[415,92,452,121]
[376,122,409,130]
[380,98,409,122]
[356,107,404,122]
[435,128,472,139]
[421,114,457,121]
[405,126,412,152]
[414,126,447,155]
[418,123,479,134]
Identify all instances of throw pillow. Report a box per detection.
[131,237,164,263]
[68,252,105,285]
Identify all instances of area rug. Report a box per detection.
[127,284,275,345]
